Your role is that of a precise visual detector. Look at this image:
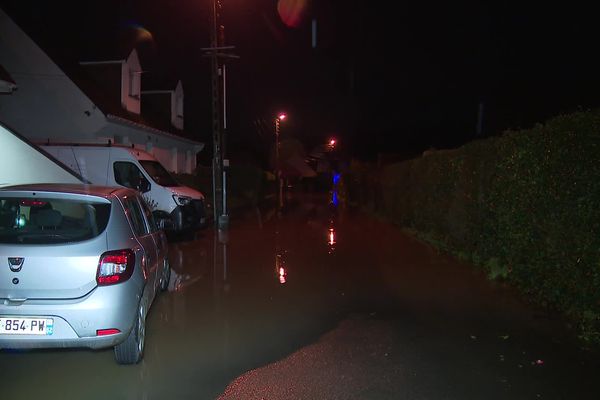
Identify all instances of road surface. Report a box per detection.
[1,193,599,399]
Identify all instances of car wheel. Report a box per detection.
[160,258,171,292]
[114,303,145,364]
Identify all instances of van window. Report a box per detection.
[139,160,179,187]
[0,197,110,244]
[114,162,146,190]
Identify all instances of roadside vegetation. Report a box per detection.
[344,108,600,346]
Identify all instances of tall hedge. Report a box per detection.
[346,109,600,342]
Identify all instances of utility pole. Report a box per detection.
[202,0,237,229]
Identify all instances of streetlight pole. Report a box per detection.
[275,113,286,211]
[202,0,237,229]
[209,0,223,226]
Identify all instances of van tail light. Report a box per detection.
[97,249,135,286]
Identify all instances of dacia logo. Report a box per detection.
[8,257,24,272]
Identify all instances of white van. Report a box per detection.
[40,144,207,232]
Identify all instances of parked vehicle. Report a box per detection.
[0,183,170,364]
[40,144,207,232]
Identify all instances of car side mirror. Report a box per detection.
[139,178,151,193]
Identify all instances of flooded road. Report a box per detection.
[1,193,600,399]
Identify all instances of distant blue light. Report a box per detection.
[332,190,338,206]
[332,173,341,186]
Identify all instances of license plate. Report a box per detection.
[0,317,54,335]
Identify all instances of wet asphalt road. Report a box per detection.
[1,193,600,399]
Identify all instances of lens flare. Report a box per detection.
[277,0,308,28]
[127,22,154,44]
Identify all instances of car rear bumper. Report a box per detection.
[0,318,128,350]
[0,283,139,350]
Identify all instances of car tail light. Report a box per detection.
[97,328,121,336]
[96,249,135,286]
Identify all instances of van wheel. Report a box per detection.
[160,259,171,292]
[114,303,145,364]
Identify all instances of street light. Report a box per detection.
[275,113,286,211]
[328,138,337,150]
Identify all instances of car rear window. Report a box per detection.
[0,197,110,244]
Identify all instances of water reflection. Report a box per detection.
[275,253,287,284]
[328,173,340,256]
[167,269,201,292]
[274,207,289,285]
[215,229,229,283]
[330,172,341,207]
[327,225,336,254]
[167,242,207,292]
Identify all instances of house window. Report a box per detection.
[129,69,140,99]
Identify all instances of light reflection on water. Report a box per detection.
[275,253,287,284]
[167,240,209,292]
[328,225,336,252]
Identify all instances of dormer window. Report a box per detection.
[129,69,141,99]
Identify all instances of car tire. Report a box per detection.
[160,259,171,292]
[114,303,145,365]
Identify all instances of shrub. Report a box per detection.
[346,109,600,344]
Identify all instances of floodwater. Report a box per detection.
[1,192,599,399]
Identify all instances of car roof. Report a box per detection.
[0,183,133,199]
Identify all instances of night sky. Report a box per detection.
[2,1,600,164]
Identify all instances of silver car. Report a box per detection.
[0,184,170,364]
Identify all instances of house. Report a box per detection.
[0,7,203,175]
[0,122,83,187]
[141,76,185,131]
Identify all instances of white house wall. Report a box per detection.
[98,121,198,174]
[121,51,141,114]
[177,149,186,173]
[0,124,82,187]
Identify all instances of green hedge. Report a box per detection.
[346,109,600,343]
